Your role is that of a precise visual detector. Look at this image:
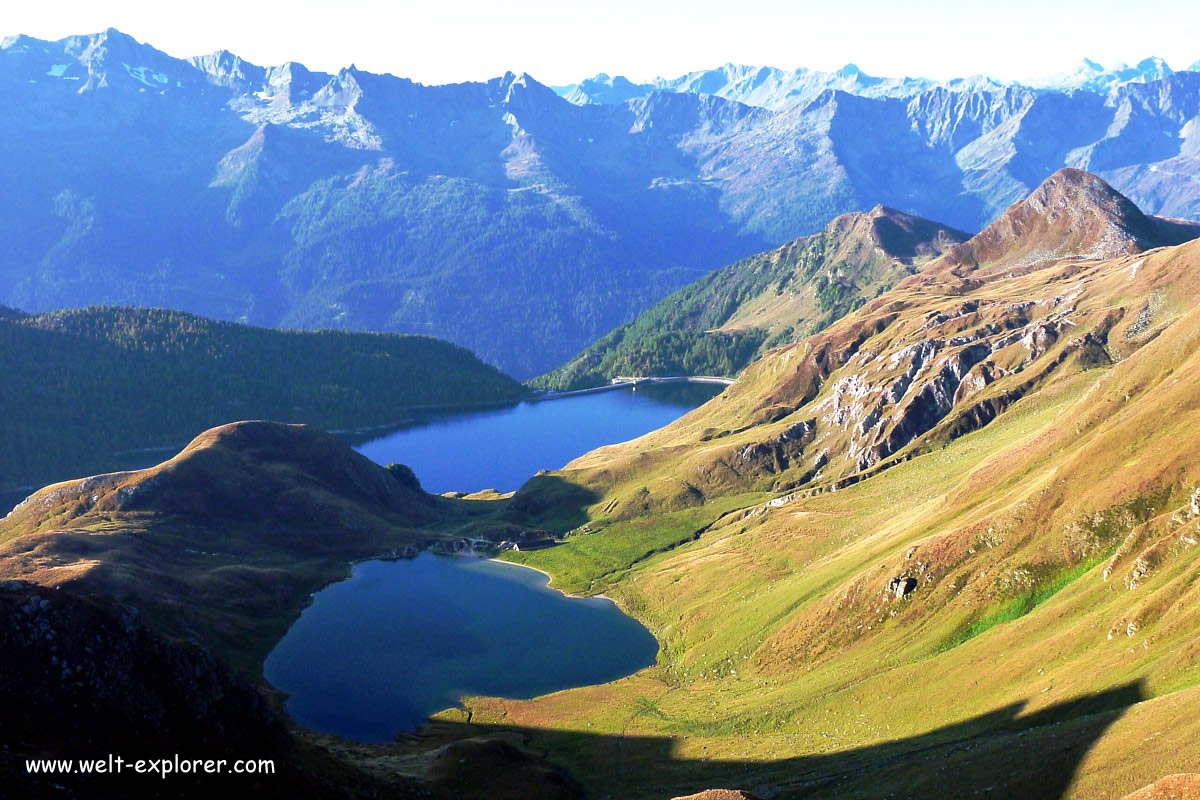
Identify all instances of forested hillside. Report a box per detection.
[536,206,967,389]
[0,306,524,493]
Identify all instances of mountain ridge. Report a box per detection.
[556,56,1198,110]
[535,205,969,389]
[4,29,1200,376]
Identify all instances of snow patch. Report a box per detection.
[1126,258,1143,281]
[46,63,68,77]
[122,63,170,87]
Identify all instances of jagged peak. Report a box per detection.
[1136,56,1167,67]
[189,49,265,88]
[493,70,558,105]
[61,27,156,58]
[266,60,318,79]
[0,33,38,50]
[96,26,140,45]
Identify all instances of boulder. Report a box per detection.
[887,575,918,599]
[1120,774,1200,799]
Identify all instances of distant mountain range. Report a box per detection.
[553,57,1195,110]
[3,30,1200,376]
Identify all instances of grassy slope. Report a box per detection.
[464,211,1200,794]
[0,306,525,491]
[7,173,1199,798]
[476,326,1200,796]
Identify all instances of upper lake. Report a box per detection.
[347,382,724,493]
[1,383,724,513]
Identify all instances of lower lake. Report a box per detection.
[262,553,660,742]
[8,381,720,739]
[262,383,722,740]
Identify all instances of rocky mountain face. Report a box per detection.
[0,29,770,377]
[545,170,1200,514]
[536,206,968,389]
[3,31,1200,376]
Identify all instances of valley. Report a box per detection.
[4,168,1200,798]
[3,10,1200,789]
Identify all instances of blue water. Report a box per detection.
[350,383,723,494]
[263,553,660,742]
[1,384,722,514]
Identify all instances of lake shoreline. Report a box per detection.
[264,551,659,743]
[530,375,734,402]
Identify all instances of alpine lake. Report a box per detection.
[266,382,723,741]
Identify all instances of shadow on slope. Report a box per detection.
[414,681,1145,799]
[504,473,600,534]
[0,567,1153,800]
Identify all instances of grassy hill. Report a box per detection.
[0,306,524,494]
[0,420,579,799]
[534,206,968,390]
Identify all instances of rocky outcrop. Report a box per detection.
[0,582,358,799]
[887,575,918,599]
[734,419,817,474]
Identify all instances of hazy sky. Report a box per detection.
[3,0,1197,86]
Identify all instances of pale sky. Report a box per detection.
[2,0,1197,87]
